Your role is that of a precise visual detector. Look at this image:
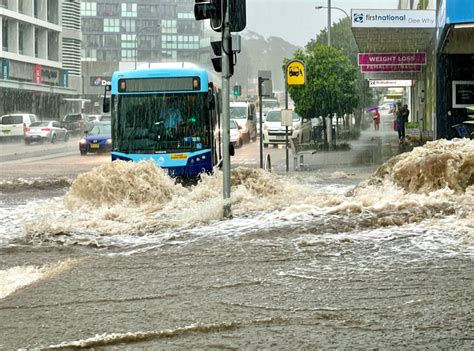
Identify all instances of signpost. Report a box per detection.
[285,59,305,173]
[258,75,272,169]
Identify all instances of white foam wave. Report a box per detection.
[2,139,472,249]
[0,259,80,299]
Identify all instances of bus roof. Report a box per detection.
[111,66,213,94]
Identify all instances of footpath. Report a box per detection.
[283,113,403,174]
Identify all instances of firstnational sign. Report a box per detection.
[351,9,435,28]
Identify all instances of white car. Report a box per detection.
[263,109,301,147]
[24,121,69,144]
[229,101,257,143]
[0,113,39,140]
[230,119,243,148]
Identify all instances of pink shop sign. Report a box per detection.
[360,64,422,73]
[358,53,426,66]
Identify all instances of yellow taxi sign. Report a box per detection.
[170,153,188,160]
[287,60,305,85]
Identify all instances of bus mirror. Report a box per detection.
[103,97,110,113]
[208,92,215,109]
[229,142,235,156]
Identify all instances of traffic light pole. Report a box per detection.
[258,77,264,168]
[222,4,232,218]
[285,73,289,173]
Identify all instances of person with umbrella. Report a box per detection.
[373,108,380,131]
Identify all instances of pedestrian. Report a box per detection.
[396,103,406,142]
[373,109,380,130]
[402,104,410,124]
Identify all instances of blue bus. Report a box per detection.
[104,64,222,178]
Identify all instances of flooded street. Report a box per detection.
[1,134,473,349]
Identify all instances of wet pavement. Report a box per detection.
[1,112,473,349]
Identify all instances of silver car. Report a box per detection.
[24,121,69,144]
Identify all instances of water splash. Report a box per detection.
[0,259,82,299]
[3,139,472,246]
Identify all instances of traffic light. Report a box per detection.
[233,84,241,96]
[210,37,234,75]
[194,0,222,32]
[229,0,246,32]
[194,0,246,33]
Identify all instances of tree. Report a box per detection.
[308,18,375,129]
[285,45,359,122]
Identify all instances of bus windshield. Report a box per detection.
[114,93,210,153]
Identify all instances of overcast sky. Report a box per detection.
[246,0,400,47]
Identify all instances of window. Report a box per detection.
[121,19,135,33]
[82,48,97,61]
[161,35,177,49]
[2,19,8,52]
[47,0,59,24]
[121,3,137,17]
[34,28,40,57]
[0,0,8,9]
[177,12,194,19]
[121,49,135,61]
[82,19,102,32]
[103,34,119,48]
[161,20,177,34]
[177,35,199,50]
[85,34,102,48]
[18,0,25,13]
[104,18,120,32]
[98,3,120,16]
[121,34,136,49]
[81,2,97,16]
[18,24,25,55]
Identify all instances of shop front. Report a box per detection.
[436,0,474,139]
[0,58,75,119]
[351,9,437,140]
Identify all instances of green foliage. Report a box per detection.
[284,45,359,120]
[417,0,430,10]
[306,17,375,109]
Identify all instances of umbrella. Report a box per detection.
[367,106,379,112]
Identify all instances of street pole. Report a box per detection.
[327,0,331,46]
[284,69,289,173]
[222,3,232,218]
[258,77,263,168]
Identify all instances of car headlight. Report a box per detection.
[263,125,268,130]
[79,138,87,144]
[106,138,112,144]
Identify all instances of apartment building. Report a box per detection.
[0,0,82,118]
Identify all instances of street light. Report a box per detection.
[135,24,160,70]
[315,3,350,46]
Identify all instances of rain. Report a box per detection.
[1,0,473,349]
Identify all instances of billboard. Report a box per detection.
[351,9,435,28]
[358,53,426,66]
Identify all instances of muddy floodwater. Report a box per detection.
[0,139,473,349]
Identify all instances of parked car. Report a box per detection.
[230,119,243,148]
[24,121,69,144]
[0,113,39,140]
[62,113,93,135]
[87,114,112,124]
[262,109,301,147]
[229,101,257,143]
[79,122,112,155]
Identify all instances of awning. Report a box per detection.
[350,9,436,79]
